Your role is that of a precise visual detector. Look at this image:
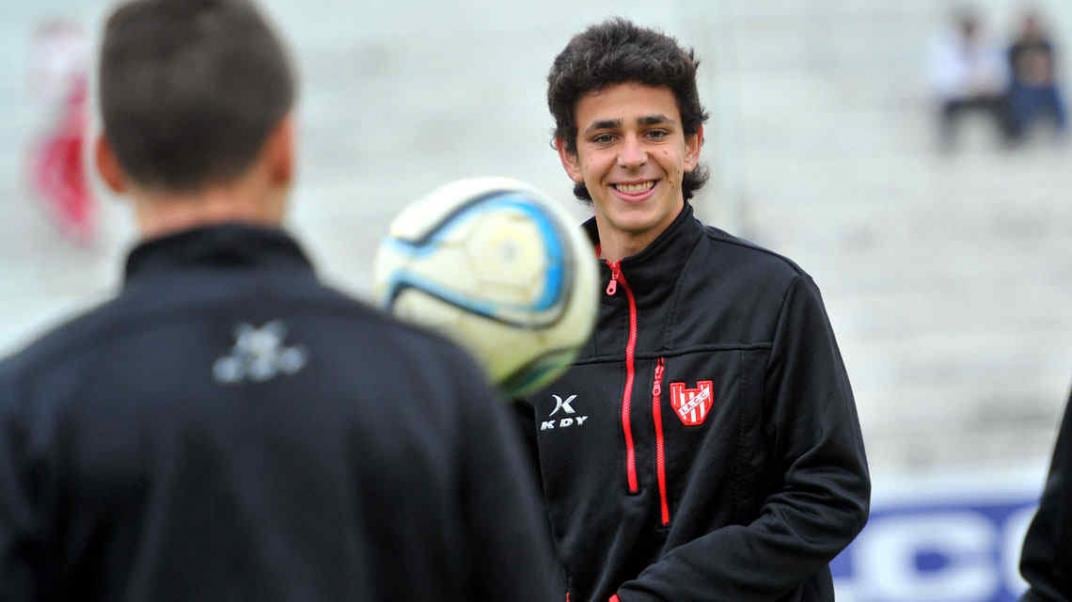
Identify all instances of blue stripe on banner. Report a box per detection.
[831,496,1037,601]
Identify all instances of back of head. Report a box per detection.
[547,18,709,200]
[99,0,295,192]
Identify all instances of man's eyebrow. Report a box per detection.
[638,114,674,126]
[583,119,622,134]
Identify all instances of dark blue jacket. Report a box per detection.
[518,205,870,601]
[0,224,557,601]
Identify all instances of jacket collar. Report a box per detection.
[123,223,314,286]
[583,203,704,307]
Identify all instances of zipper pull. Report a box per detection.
[653,358,664,396]
[605,277,617,296]
[606,263,621,296]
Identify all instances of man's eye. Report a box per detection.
[646,129,669,140]
[591,133,615,144]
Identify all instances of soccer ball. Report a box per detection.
[373,177,599,398]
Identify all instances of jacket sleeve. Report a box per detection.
[0,364,44,601]
[617,274,871,601]
[1019,388,1072,601]
[454,358,560,601]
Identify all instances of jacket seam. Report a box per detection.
[659,230,707,351]
[763,274,804,376]
[573,344,773,366]
[732,348,755,523]
[702,227,808,278]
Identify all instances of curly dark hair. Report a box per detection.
[547,18,710,202]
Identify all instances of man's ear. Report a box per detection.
[263,114,295,188]
[684,124,704,172]
[95,134,127,194]
[555,137,583,184]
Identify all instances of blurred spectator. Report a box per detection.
[25,19,95,245]
[1007,10,1068,143]
[928,8,1011,151]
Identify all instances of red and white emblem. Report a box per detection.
[669,380,714,426]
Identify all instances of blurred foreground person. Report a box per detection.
[1020,387,1072,600]
[515,18,870,601]
[0,0,556,600]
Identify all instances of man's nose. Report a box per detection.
[617,134,647,169]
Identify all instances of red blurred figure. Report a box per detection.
[27,20,96,245]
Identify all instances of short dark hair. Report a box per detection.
[99,0,295,191]
[547,18,710,202]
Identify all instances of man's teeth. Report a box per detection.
[615,181,654,194]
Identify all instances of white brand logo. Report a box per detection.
[213,321,308,384]
[541,394,588,431]
[550,394,577,416]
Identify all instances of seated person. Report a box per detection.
[1007,11,1068,141]
[928,9,1011,149]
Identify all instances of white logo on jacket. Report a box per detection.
[542,394,588,430]
[213,321,308,384]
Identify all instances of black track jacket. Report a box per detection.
[0,224,557,601]
[517,205,870,601]
[1020,387,1072,601]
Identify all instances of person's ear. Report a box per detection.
[95,134,127,194]
[556,137,583,184]
[684,124,703,172]
[264,114,295,188]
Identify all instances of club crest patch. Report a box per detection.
[669,380,714,426]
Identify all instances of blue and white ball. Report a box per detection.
[373,177,598,397]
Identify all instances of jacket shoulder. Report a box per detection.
[0,280,472,393]
[700,226,810,282]
[690,226,815,309]
[0,296,119,382]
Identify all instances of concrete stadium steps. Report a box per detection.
[705,0,1072,473]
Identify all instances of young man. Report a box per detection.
[516,19,870,601]
[1019,386,1072,600]
[0,1,556,600]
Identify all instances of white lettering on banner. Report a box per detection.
[856,513,998,600]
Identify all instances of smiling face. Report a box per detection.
[558,82,702,261]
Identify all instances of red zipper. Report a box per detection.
[651,357,670,525]
[607,262,639,493]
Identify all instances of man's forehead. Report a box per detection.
[575,83,681,127]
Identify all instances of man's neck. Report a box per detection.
[597,228,652,264]
[594,205,683,264]
[131,181,286,240]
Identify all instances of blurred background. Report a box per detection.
[2,0,1070,599]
